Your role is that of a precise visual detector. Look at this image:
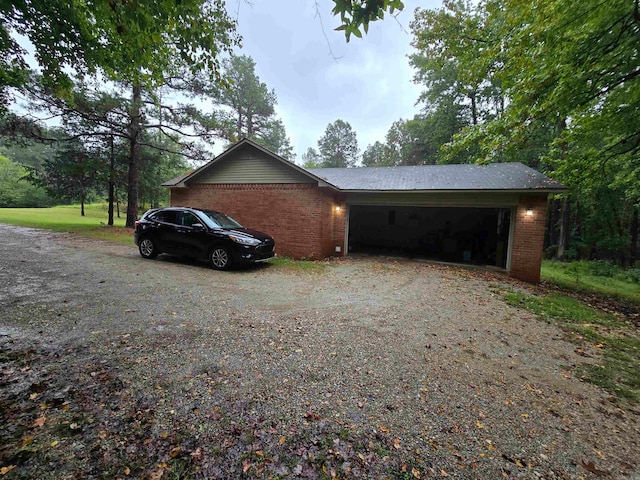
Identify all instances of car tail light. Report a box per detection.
[134,221,140,227]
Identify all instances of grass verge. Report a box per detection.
[504,292,640,403]
[541,260,640,304]
[268,256,327,273]
[0,204,133,245]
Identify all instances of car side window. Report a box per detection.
[152,211,178,224]
[181,212,200,227]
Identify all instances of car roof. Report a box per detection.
[147,207,223,215]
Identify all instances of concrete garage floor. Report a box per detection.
[1,224,639,479]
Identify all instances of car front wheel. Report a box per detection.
[138,237,158,259]
[210,246,232,270]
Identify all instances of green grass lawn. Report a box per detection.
[504,291,640,403]
[541,260,640,304]
[0,204,133,244]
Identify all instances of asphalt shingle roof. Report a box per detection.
[307,163,566,192]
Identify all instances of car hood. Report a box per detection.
[226,228,273,242]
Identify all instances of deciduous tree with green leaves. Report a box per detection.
[0,155,53,207]
[409,0,639,263]
[2,0,239,226]
[362,141,391,167]
[333,0,405,40]
[317,119,360,168]
[301,147,322,169]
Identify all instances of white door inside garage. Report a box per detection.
[347,205,512,269]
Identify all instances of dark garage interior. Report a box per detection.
[348,205,511,268]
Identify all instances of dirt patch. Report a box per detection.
[1,224,639,479]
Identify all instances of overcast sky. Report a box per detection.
[230,0,441,163]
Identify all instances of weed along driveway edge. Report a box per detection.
[1,224,639,479]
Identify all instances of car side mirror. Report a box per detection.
[191,223,204,230]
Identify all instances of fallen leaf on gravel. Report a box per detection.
[242,460,251,473]
[33,415,46,427]
[476,421,484,429]
[412,467,421,478]
[580,459,607,475]
[1,466,16,475]
[149,468,163,480]
[441,469,449,477]
[190,448,202,460]
[279,436,286,445]
[393,438,401,449]
[593,449,605,459]
[50,440,59,447]
[124,467,130,475]
[29,393,38,400]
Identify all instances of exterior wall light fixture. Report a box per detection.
[335,205,342,213]
[525,207,534,217]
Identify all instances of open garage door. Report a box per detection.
[348,205,511,269]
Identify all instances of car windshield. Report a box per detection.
[199,211,243,229]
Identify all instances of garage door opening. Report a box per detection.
[348,206,511,269]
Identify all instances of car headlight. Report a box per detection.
[228,234,261,246]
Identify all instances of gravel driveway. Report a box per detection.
[1,224,638,479]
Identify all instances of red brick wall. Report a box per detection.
[171,184,346,259]
[510,195,549,283]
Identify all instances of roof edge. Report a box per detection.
[339,187,568,194]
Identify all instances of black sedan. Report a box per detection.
[134,207,275,270]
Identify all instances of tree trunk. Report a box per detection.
[247,114,254,138]
[556,196,570,260]
[545,198,558,249]
[108,135,115,226]
[80,191,85,217]
[126,85,142,228]
[630,207,638,266]
[236,111,243,140]
[554,116,569,260]
[470,91,478,126]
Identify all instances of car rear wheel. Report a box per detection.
[210,246,232,270]
[139,237,158,259]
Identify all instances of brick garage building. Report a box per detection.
[164,139,566,283]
